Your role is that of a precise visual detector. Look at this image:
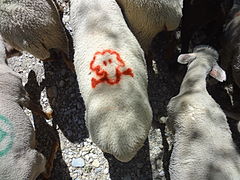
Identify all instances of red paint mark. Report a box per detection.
[90,49,134,88]
[103,61,107,66]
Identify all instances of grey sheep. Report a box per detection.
[221,0,240,88]
[0,37,57,180]
[167,45,240,179]
[0,0,74,71]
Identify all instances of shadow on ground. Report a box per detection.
[25,71,71,180]
[43,60,88,143]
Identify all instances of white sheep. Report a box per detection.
[115,0,183,51]
[70,0,153,162]
[0,37,57,180]
[167,45,240,179]
[0,0,74,71]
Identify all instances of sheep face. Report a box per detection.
[177,46,226,82]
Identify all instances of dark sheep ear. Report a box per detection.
[209,64,226,82]
[177,53,196,64]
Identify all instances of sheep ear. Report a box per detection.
[209,64,226,82]
[177,53,196,64]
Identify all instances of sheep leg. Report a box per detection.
[41,141,60,179]
[52,0,64,18]
[26,100,52,120]
[43,50,75,72]
[4,42,22,58]
[61,51,75,72]
[224,110,240,122]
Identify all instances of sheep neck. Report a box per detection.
[179,61,210,95]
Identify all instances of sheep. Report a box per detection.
[167,45,240,179]
[181,0,233,53]
[220,0,240,89]
[0,0,74,71]
[115,0,183,52]
[70,0,153,162]
[0,37,57,180]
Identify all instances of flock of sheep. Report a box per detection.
[0,0,240,179]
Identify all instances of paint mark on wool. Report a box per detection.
[0,115,14,157]
[90,49,134,88]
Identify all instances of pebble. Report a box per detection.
[59,80,65,87]
[71,158,85,168]
[103,168,109,174]
[159,170,165,177]
[94,168,102,174]
[92,159,100,168]
[122,175,131,180]
[71,173,78,179]
[47,86,57,98]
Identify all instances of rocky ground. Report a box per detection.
[6,0,240,180]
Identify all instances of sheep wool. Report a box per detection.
[167,46,240,180]
[116,0,183,50]
[0,0,69,60]
[0,36,46,180]
[70,0,152,162]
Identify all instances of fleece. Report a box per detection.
[70,0,153,162]
[0,36,46,180]
[167,46,240,180]
[0,0,69,60]
[116,0,183,51]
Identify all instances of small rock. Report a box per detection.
[137,163,144,168]
[159,170,165,177]
[94,167,102,173]
[71,158,85,168]
[71,173,78,179]
[47,86,57,98]
[103,168,109,174]
[82,151,88,156]
[59,80,65,87]
[122,174,131,180]
[84,154,90,161]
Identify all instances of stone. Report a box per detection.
[92,160,100,168]
[59,80,65,87]
[47,86,57,98]
[159,170,165,177]
[71,158,85,168]
[122,175,131,180]
[103,168,109,174]
[94,168,102,173]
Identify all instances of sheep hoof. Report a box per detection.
[42,141,60,179]
[44,110,53,120]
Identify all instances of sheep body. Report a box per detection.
[0,37,46,180]
[221,2,240,88]
[181,0,232,53]
[0,0,69,60]
[70,0,152,162]
[116,0,183,50]
[167,46,240,179]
